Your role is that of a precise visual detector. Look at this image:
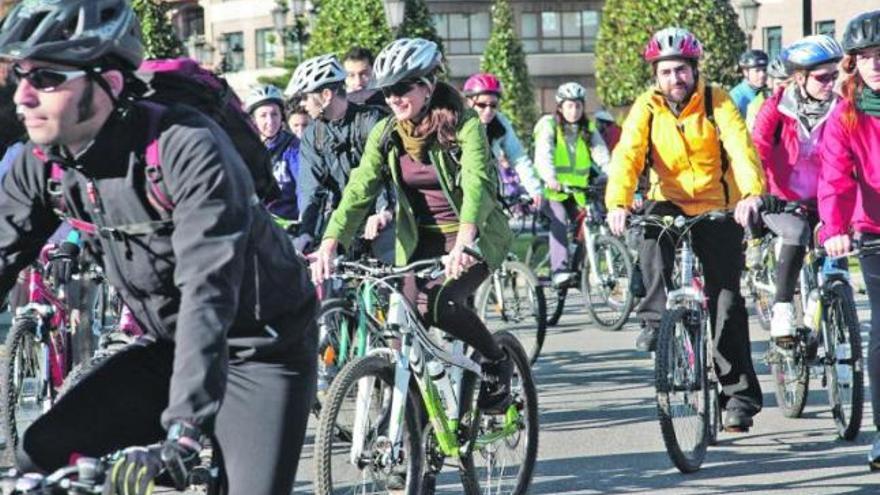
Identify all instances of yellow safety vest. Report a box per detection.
[545,122,593,205]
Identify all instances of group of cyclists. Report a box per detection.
[0,0,879,491]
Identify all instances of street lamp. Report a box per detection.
[271,4,288,63]
[735,0,761,49]
[383,0,406,36]
[216,35,230,73]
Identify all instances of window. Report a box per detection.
[255,29,276,69]
[521,10,600,53]
[815,20,835,38]
[432,12,490,55]
[763,26,782,60]
[222,32,245,72]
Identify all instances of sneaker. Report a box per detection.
[478,352,513,414]
[869,434,880,471]
[745,239,763,271]
[635,321,659,352]
[723,409,754,432]
[770,302,796,339]
[551,270,575,288]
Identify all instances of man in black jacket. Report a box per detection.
[0,2,316,494]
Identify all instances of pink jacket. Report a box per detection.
[752,85,833,205]
[818,98,880,243]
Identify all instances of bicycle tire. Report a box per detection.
[655,307,709,473]
[748,240,776,331]
[476,261,547,364]
[545,288,566,327]
[314,354,423,495]
[823,281,864,441]
[0,318,52,458]
[769,340,810,419]
[459,331,539,495]
[581,235,635,331]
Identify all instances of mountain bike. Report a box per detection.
[526,185,634,330]
[475,254,547,364]
[633,211,728,473]
[314,253,538,494]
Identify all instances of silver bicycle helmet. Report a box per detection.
[767,54,789,80]
[285,54,346,97]
[0,0,144,70]
[372,38,442,88]
[555,82,586,104]
[245,85,285,114]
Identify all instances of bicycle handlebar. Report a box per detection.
[814,237,880,259]
[333,246,486,280]
[628,209,733,230]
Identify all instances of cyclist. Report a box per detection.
[245,84,301,222]
[310,37,516,414]
[730,49,770,117]
[594,109,622,151]
[533,81,610,287]
[0,2,317,493]
[605,27,765,431]
[750,35,844,342]
[746,53,791,130]
[285,54,390,254]
[817,9,880,469]
[0,64,24,171]
[286,98,310,139]
[343,46,385,107]
[462,72,543,208]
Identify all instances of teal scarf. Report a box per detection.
[857,86,880,117]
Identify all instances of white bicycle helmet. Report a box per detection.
[373,38,442,88]
[285,54,346,97]
[555,82,586,104]
[245,85,285,114]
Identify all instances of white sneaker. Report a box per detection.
[770,302,796,339]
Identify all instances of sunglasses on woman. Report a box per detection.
[809,71,839,85]
[473,101,499,110]
[11,64,88,92]
[382,80,419,99]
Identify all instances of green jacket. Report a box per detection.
[323,111,513,270]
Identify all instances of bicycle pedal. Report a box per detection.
[722,425,750,433]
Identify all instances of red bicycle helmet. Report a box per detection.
[463,73,502,97]
[644,27,703,64]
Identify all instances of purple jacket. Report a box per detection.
[818,98,880,243]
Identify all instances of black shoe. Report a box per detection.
[478,352,513,414]
[869,434,880,471]
[723,409,754,432]
[635,321,659,352]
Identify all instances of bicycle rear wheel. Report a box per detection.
[314,354,423,495]
[477,261,547,364]
[459,331,539,495]
[823,281,864,441]
[581,235,634,331]
[655,307,709,473]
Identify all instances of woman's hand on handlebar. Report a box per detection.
[445,224,478,280]
[734,196,762,227]
[308,238,339,285]
[607,207,629,237]
[823,234,852,258]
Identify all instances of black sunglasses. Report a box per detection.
[809,71,839,85]
[382,80,419,99]
[473,101,499,110]
[11,64,89,92]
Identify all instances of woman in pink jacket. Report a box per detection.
[818,9,880,468]
[751,35,843,342]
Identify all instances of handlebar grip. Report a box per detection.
[462,246,486,263]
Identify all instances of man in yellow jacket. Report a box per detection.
[605,28,765,431]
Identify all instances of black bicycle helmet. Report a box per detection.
[739,49,769,69]
[842,10,880,54]
[0,0,144,70]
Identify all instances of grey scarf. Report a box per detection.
[795,87,833,131]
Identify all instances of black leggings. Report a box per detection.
[858,238,880,429]
[18,328,317,494]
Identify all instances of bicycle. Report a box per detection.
[526,185,635,330]
[314,253,539,495]
[633,211,729,473]
[744,229,779,331]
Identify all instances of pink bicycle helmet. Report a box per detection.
[463,73,503,97]
[644,27,703,63]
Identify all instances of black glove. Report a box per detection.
[48,241,80,284]
[759,194,786,214]
[106,422,202,495]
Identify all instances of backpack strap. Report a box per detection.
[138,101,175,214]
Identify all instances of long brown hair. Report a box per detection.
[839,54,863,130]
[414,80,464,149]
[554,107,593,144]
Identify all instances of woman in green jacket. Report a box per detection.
[309,38,514,413]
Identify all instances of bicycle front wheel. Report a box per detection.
[655,307,709,473]
[477,261,547,364]
[459,331,539,495]
[823,281,864,441]
[581,235,634,331]
[314,354,423,495]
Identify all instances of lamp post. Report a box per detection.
[383,0,406,38]
[216,35,229,74]
[735,0,761,49]
[271,4,288,63]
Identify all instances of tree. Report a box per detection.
[398,0,443,52]
[480,0,538,146]
[132,0,184,59]
[596,0,746,108]
[306,0,391,59]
